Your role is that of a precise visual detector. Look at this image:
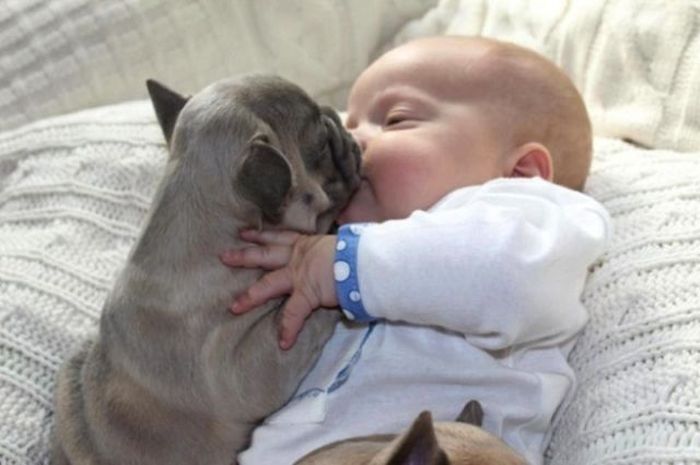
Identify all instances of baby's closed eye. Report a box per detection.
[384,114,410,126]
[383,110,420,129]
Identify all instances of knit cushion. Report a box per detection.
[0,0,435,132]
[0,101,165,465]
[546,139,700,464]
[1,104,700,464]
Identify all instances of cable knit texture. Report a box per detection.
[547,138,700,464]
[0,0,435,132]
[0,102,166,465]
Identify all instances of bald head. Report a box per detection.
[456,37,592,190]
[362,36,592,190]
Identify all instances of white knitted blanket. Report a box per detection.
[0,0,435,132]
[548,142,700,464]
[0,102,166,465]
[1,101,700,464]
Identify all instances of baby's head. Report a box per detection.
[339,36,592,223]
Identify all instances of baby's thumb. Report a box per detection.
[278,293,313,350]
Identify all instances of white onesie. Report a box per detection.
[238,177,612,465]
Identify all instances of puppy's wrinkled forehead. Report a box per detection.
[234,76,321,132]
[176,75,325,154]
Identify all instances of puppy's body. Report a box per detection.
[52,76,360,465]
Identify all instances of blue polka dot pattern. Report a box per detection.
[335,224,375,322]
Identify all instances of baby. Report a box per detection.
[223,36,611,465]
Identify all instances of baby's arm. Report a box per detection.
[341,178,611,349]
[223,178,611,350]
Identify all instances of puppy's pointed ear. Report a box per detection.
[146,79,189,145]
[456,400,484,427]
[386,412,450,465]
[235,138,293,224]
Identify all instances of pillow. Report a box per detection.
[546,138,700,464]
[390,0,700,152]
[0,101,166,464]
[0,0,436,131]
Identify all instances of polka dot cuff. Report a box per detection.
[334,224,375,322]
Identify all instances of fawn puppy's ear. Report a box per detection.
[235,136,293,224]
[455,400,484,427]
[386,411,450,465]
[146,79,189,146]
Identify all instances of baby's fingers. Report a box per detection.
[231,268,292,314]
[278,293,314,350]
[220,245,292,270]
[240,229,300,246]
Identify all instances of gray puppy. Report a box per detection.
[51,75,361,465]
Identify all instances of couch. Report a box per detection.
[1,1,699,464]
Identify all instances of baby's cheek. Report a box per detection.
[369,153,434,219]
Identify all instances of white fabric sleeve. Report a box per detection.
[355,178,612,351]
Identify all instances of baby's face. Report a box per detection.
[339,39,507,223]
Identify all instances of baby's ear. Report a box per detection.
[507,142,553,181]
[235,137,293,224]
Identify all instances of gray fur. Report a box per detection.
[51,75,361,465]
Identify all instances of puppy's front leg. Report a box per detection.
[231,308,339,413]
[205,305,339,452]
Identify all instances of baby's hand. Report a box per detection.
[220,230,338,350]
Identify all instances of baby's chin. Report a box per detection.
[337,201,381,224]
[337,180,383,224]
